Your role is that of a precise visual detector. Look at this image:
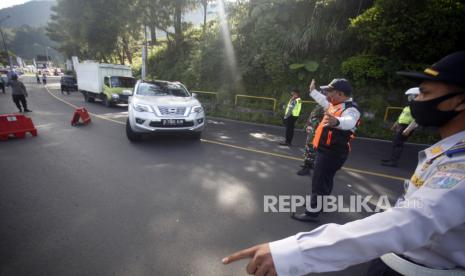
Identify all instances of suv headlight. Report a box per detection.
[190,105,203,114]
[133,103,152,112]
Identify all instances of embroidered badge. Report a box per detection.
[410,174,425,187]
[425,171,465,189]
[430,146,443,156]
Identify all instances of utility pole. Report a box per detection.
[0,15,13,70]
[141,24,148,80]
[45,46,50,67]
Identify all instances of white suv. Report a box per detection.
[126,80,205,141]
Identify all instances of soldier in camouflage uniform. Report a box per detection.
[297,105,325,175]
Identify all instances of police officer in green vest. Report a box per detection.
[280,89,302,146]
[381,87,420,167]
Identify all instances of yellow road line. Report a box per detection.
[201,139,405,181]
[342,167,405,181]
[200,139,303,161]
[44,86,405,182]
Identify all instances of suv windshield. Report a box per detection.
[136,82,190,97]
[111,76,136,88]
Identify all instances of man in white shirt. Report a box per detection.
[223,51,465,276]
[292,78,361,222]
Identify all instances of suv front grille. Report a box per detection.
[158,106,186,116]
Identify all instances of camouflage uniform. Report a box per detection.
[303,105,324,168]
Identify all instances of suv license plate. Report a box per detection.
[162,119,184,126]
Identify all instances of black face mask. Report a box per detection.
[409,92,463,127]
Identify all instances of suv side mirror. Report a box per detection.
[192,93,197,98]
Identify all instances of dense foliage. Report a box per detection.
[40,0,465,142]
[45,0,465,97]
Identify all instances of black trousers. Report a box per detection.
[284,116,298,144]
[0,82,5,93]
[12,95,28,110]
[390,123,410,162]
[307,149,347,213]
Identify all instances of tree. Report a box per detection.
[47,0,142,64]
[350,0,465,64]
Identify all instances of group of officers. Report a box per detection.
[223,51,465,276]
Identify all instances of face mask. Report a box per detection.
[410,92,463,127]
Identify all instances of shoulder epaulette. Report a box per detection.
[446,141,465,157]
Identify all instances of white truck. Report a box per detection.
[76,61,136,107]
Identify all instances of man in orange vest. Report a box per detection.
[292,78,361,222]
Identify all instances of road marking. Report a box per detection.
[200,139,303,161]
[44,86,405,182]
[44,86,125,125]
[201,139,405,181]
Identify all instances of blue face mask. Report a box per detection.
[409,92,463,127]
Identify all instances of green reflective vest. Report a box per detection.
[398,106,414,125]
[285,97,302,117]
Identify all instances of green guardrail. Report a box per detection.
[191,90,219,101]
[235,94,277,112]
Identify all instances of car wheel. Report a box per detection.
[84,92,95,103]
[103,95,112,107]
[126,118,142,142]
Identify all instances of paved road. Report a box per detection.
[0,77,427,276]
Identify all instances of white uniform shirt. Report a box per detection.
[269,130,465,275]
[309,89,360,131]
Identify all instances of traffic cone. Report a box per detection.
[71,107,91,126]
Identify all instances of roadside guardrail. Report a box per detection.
[235,94,277,112]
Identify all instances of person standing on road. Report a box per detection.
[0,75,5,93]
[292,78,361,221]
[42,73,47,85]
[297,105,324,176]
[36,73,41,84]
[223,51,465,276]
[280,89,302,146]
[8,74,31,113]
[381,87,420,167]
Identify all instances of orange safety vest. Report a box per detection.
[312,101,360,155]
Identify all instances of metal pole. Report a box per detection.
[141,24,148,80]
[45,46,49,67]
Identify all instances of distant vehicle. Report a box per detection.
[76,62,136,107]
[126,80,205,141]
[60,75,77,94]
